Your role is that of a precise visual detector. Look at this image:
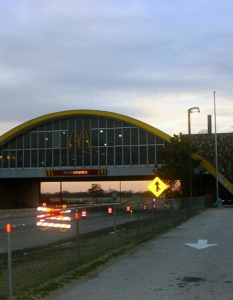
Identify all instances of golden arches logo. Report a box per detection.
[98,168,107,175]
[45,169,53,176]
[68,129,91,150]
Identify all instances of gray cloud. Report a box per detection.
[0,0,233,136]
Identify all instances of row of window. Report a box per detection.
[0,116,165,168]
[0,145,163,168]
[26,116,142,131]
[1,128,164,150]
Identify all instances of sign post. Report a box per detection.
[6,222,13,298]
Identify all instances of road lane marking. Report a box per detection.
[185,239,218,249]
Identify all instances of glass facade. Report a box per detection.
[0,115,164,169]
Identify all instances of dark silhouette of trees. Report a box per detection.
[88,184,104,202]
[154,133,202,198]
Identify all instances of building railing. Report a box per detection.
[0,197,206,299]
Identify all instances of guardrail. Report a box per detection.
[0,197,205,299]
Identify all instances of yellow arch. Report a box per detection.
[192,153,233,195]
[0,110,171,143]
[68,128,91,149]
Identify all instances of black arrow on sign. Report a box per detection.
[155,181,160,192]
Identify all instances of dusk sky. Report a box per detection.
[1,1,233,193]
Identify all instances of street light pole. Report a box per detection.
[188,107,200,197]
[214,91,219,200]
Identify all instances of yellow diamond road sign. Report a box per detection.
[147,177,168,197]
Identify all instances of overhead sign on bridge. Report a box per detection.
[45,168,107,176]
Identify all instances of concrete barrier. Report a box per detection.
[0,208,37,217]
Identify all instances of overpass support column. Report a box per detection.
[0,179,40,208]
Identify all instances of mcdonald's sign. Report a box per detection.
[45,169,53,176]
[68,129,90,150]
[45,169,107,176]
[98,168,107,175]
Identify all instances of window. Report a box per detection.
[61,149,67,166]
[3,150,9,168]
[10,151,16,168]
[68,148,75,166]
[107,147,114,165]
[84,148,90,166]
[39,150,45,167]
[46,122,52,130]
[10,139,16,149]
[31,150,38,167]
[92,148,98,166]
[17,150,23,168]
[156,145,164,164]
[99,117,106,128]
[140,146,147,165]
[45,132,52,148]
[115,129,123,145]
[24,150,30,167]
[24,133,30,149]
[46,149,52,167]
[61,131,67,147]
[148,146,155,164]
[123,128,130,145]
[131,128,138,145]
[148,132,155,144]
[31,132,37,148]
[131,146,138,165]
[53,120,60,130]
[123,146,130,165]
[53,149,60,167]
[107,129,114,146]
[53,132,60,148]
[139,129,147,145]
[91,130,98,146]
[99,147,106,165]
[39,132,45,148]
[17,135,23,149]
[99,129,106,146]
[83,117,90,129]
[91,117,98,128]
[61,119,67,130]
[116,147,122,165]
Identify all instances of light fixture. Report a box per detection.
[188,107,200,113]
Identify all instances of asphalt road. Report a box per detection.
[46,208,233,300]
[0,208,152,253]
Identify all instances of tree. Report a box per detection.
[88,184,104,202]
[153,133,202,198]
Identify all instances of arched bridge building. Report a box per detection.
[0,110,171,208]
[1,110,232,208]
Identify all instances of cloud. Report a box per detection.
[0,0,233,137]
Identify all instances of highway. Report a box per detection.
[0,206,154,253]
